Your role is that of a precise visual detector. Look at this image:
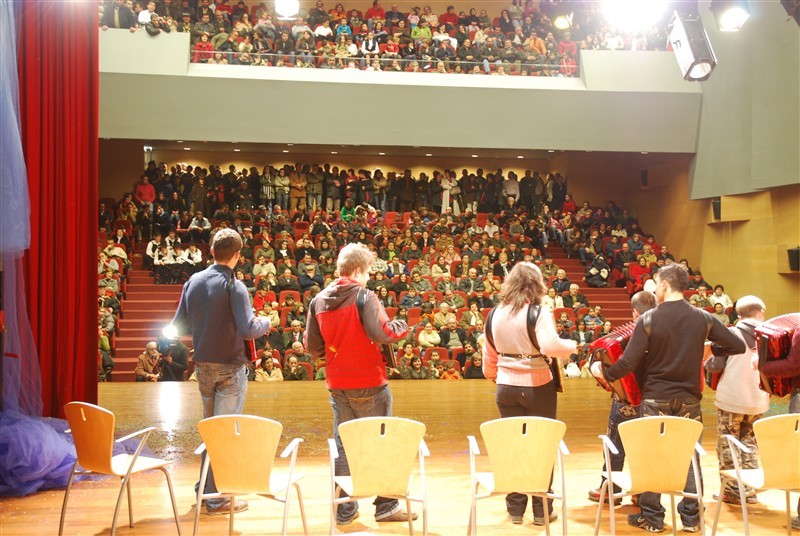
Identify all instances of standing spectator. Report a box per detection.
[134,174,156,212]
[100,0,137,30]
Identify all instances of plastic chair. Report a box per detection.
[594,416,706,536]
[194,415,308,536]
[59,402,181,536]
[468,417,569,535]
[328,417,429,535]
[711,414,800,536]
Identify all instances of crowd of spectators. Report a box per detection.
[99,157,733,381]
[100,0,668,76]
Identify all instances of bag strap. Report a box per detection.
[484,305,544,357]
[356,287,396,368]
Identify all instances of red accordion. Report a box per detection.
[588,321,642,406]
[756,313,800,397]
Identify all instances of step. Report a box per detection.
[126,283,183,294]
[128,274,155,283]
[118,318,177,331]
[121,309,177,321]
[123,300,181,311]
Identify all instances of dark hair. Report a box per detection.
[655,263,689,292]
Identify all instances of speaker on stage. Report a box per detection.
[640,169,649,188]
[711,197,721,220]
[788,247,800,272]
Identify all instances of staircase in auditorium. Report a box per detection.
[110,245,632,381]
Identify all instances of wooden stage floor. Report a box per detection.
[0,380,795,535]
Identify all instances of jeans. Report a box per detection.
[275,190,289,210]
[307,193,322,211]
[330,385,399,521]
[495,382,557,517]
[600,397,639,492]
[790,388,800,518]
[196,362,249,507]
[638,397,703,528]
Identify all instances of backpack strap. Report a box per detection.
[356,287,396,368]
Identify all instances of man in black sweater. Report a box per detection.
[598,264,744,533]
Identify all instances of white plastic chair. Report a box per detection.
[59,401,181,536]
[468,417,569,535]
[711,413,800,536]
[328,416,429,535]
[594,415,706,536]
[194,415,308,536]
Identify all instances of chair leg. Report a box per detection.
[282,485,293,536]
[562,494,568,536]
[228,496,235,536]
[468,481,478,536]
[406,496,414,535]
[330,485,341,536]
[160,467,182,535]
[127,477,134,527]
[193,492,203,536]
[58,464,79,536]
[670,494,677,536]
[422,494,428,536]
[111,474,133,536]
[785,491,792,536]
[542,494,551,536]
[594,480,607,536]
[735,477,750,536]
[294,483,309,536]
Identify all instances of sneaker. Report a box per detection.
[627,513,665,533]
[588,487,622,505]
[204,498,248,516]
[791,516,799,530]
[533,511,558,526]
[336,511,360,525]
[376,510,418,522]
[713,491,757,505]
[509,515,524,525]
[682,524,701,533]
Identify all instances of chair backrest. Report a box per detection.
[198,415,283,494]
[619,416,702,493]
[480,417,566,494]
[64,402,116,475]
[338,417,425,497]
[755,413,800,490]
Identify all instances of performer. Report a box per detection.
[482,262,576,526]
[305,243,414,525]
[587,291,657,504]
[761,326,800,530]
[706,295,770,505]
[594,264,744,533]
[171,228,271,515]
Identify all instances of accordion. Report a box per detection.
[588,321,642,406]
[756,313,800,397]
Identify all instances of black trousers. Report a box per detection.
[495,382,557,517]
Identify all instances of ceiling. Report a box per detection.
[138,140,561,160]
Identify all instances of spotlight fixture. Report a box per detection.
[710,0,750,31]
[602,0,669,33]
[668,10,717,81]
[275,0,299,19]
[378,152,386,156]
[282,149,289,153]
[553,12,573,30]
[425,153,432,157]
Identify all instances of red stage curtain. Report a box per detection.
[18,1,99,416]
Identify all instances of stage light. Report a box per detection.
[553,13,573,30]
[602,0,669,32]
[710,0,750,31]
[668,10,717,81]
[275,0,299,19]
[162,324,178,339]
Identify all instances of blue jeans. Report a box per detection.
[275,190,289,210]
[330,385,399,521]
[196,362,249,507]
[600,397,640,492]
[638,397,703,529]
[495,382,557,517]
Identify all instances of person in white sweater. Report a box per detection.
[706,295,769,505]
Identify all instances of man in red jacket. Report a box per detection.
[305,243,414,525]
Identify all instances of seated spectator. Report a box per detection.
[463,354,485,379]
[711,303,730,324]
[439,360,462,380]
[282,320,305,348]
[690,286,713,308]
[709,284,733,309]
[570,321,594,363]
[287,341,317,371]
[542,287,564,309]
[582,306,604,329]
[417,322,441,348]
[255,357,283,381]
[563,283,589,312]
[299,265,323,292]
[551,269,571,294]
[376,285,396,307]
[432,302,453,328]
[585,255,611,288]
[402,355,432,379]
[282,355,309,381]
[135,341,162,382]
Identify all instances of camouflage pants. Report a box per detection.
[716,409,761,498]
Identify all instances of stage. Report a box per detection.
[0,379,794,535]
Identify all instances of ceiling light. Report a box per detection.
[471,155,478,158]
[177,141,184,143]
[548,150,555,153]
[553,13,573,30]
[379,152,386,156]
[602,0,669,33]
[425,154,432,157]
[234,149,241,152]
[517,155,524,159]
[710,0,750,31]
[282,150,289,153]
[143,145,153,152]
[641,151,649,154]
[331,151,338,155]
[275,0,299,19]
[183,147,191,151]
[287,143,294,146]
